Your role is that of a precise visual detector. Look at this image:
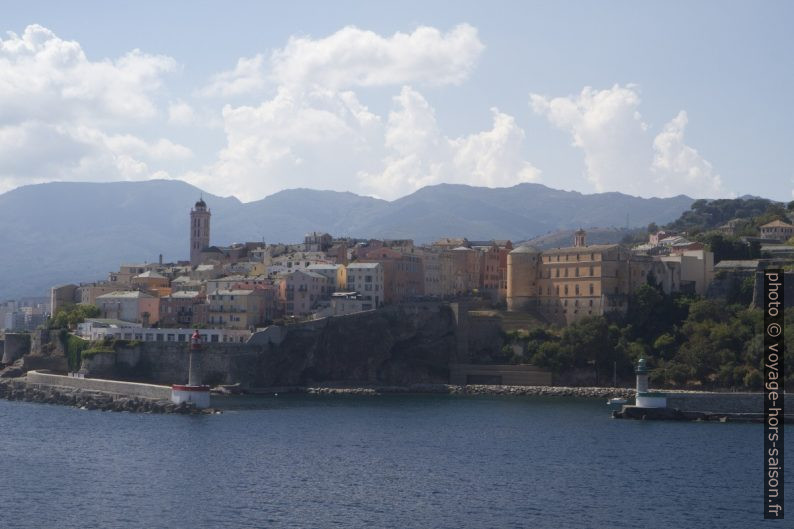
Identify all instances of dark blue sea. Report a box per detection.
[0,394,788,528]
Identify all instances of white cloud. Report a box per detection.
[271,24,484,90]
[0,25,184,191]
[186,25,538,200]
[651,111,722,197]
[0,24,176,124]
[359,87,539,198]
[168,100,196,125]
[531,84,724,198]
[198,24,484,98]
[199,54,267,97]
[185,86,382,200]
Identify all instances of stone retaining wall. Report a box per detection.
[26,370,171,400]
[666,392,793,413]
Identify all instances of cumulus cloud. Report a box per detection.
[531,84,724,198]
[199,54,267,97]
[0,25,187,190]
[168,100,196,125]
[0,24,175,124]
[271,24,484,90]
[651,111,722,197]
[360,87,539,198]
[186,24,539,200]
[185,86,382,200]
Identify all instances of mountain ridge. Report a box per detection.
[0,179,697,298]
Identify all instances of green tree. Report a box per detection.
[49,304,100,329]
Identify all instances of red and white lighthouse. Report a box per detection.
[171,329,210,408]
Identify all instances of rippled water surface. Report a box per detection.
[0,395,788,528]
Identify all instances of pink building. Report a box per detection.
[278,270,330,317]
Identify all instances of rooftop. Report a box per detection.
[510,245,540,254]
[714,260,760,270]
[761,220,793,228]
[347,262,381,269]
[97,290,155,299]
[83,318,142,328]
[543,244,619,255]
[167,291,203,299]
[134,271,166,279]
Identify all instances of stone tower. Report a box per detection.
[190,197,211,266]
[506,245,540,311]
[573,228,586,248]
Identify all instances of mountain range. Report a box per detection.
[0,179,695,299]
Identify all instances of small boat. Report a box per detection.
[607,397,628,406]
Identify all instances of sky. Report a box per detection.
[1,0,792,202]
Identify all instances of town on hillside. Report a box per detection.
[15,196,787,345]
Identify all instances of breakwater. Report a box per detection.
[0,375,211,414]
[248,384,636,398]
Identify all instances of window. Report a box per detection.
[589,266,594,276]
[575,285,580,295]
[555,269,560,278]
[564,285,569,295]
[575,268,579,277]
[564,268,568,277]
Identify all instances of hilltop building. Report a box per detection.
[507,230,708,325]
[760,219,794,241]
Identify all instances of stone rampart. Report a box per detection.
[1,333,30,364]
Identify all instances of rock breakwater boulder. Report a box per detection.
[0,377,219,414]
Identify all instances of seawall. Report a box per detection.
[665,391,793,414]
[0,373,206,413]
[26,370,172,400]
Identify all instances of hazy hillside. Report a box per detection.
[0,180,695,298]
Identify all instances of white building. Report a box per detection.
[96,291,160,325]
[306,264,347,291]
[345,262,384,309]
[77,318,250,343]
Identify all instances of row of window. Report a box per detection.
[545,253,598,263]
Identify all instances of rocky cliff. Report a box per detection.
[81,302,465,388]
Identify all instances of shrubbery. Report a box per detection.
[519,284,792,389]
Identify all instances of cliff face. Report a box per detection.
[82,302,461,387]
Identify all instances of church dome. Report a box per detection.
[195,197,206,209]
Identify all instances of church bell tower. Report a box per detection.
[190,197,211,266]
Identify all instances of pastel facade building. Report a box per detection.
[507,230,702,325]
[51,284,78,314]
[78,282,119,306]
[451,246,480,295]
[96,291,160,325]
[760,220,794,241]
[660,249,715,296]
[158,291,208,328]
[278,269,330,317]
[304,232,333,252]
[306,264,347,291]
[471,240,512,302]
[131,271,170,296]
[346,262,384,309]
[207,288,273,329]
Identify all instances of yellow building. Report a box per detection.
[507,230,674,325]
